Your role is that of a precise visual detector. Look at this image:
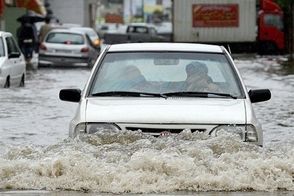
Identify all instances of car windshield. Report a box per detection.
[46,32,84,45]
[89,52,244,98]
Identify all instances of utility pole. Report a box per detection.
[290,2,294,61]
[142,0,144,22]
[130,0,133,23]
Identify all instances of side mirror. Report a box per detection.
[59,89,81,102]
[248,89,271,103]
[8,52,20,58]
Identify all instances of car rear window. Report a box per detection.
[46,32,85,45]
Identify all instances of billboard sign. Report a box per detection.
[192,4,239,27]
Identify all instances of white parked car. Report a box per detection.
[59,43,271,146]
[0,31,26,88]
[39,29,99,67]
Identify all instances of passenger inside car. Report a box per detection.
[120,65,150,91]
[185,61,221,92]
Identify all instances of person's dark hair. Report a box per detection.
[186,61,208,76]
[45,17,51,24]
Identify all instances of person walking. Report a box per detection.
[38,17,52,43]
[17,19,36,61]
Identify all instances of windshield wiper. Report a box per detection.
[91,91,237,99]
[162,91,238,99]
[91,91,168,98]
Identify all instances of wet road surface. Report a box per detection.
[0,56,293,195]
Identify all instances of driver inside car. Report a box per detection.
[185,61,221,92]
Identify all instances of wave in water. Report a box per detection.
[0,130,293,193]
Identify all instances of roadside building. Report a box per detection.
[47,0,98,28]
[0,0,46,38]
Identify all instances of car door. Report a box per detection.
[0,37,8,86]
[85,34,98,64]
[5,35,24,86]
[149,27,161,42]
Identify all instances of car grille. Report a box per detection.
[126,127,206,134]
[114,123,216,137]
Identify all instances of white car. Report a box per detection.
[39,29,99,67]
[0,31,26,88]
[70,27,101,51]
[59,43,271,146]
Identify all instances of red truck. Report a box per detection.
[173,0,285,54]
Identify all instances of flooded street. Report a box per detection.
[235,56,294,147]
[0,68,90,145]
[0,56,293,195]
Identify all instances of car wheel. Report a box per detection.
[19,74,25,87]
[4,77,10,88]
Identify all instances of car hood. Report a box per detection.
[85,98,246,124]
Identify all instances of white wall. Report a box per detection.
[49,0,85,26]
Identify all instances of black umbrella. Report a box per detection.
[17,14,45,23]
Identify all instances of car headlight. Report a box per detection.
[74,123,87,136]
[74,123,120,136]
[210,125,258,142]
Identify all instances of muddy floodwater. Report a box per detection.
[0,56,293,195]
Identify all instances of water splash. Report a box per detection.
[0,130,293,193]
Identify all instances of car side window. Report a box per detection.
[6,36,19,55]
[85,34,94,47]
[135,27,148,33]
[0,38,5,57]
[129,26,148,34]
[264,14,283,30]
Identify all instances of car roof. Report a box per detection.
[0,31,12,37]
[70,27,94,31]
[108,43,224,53]
[48,28,85,35]
[128,23,156,28]
[70,27,97,35]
